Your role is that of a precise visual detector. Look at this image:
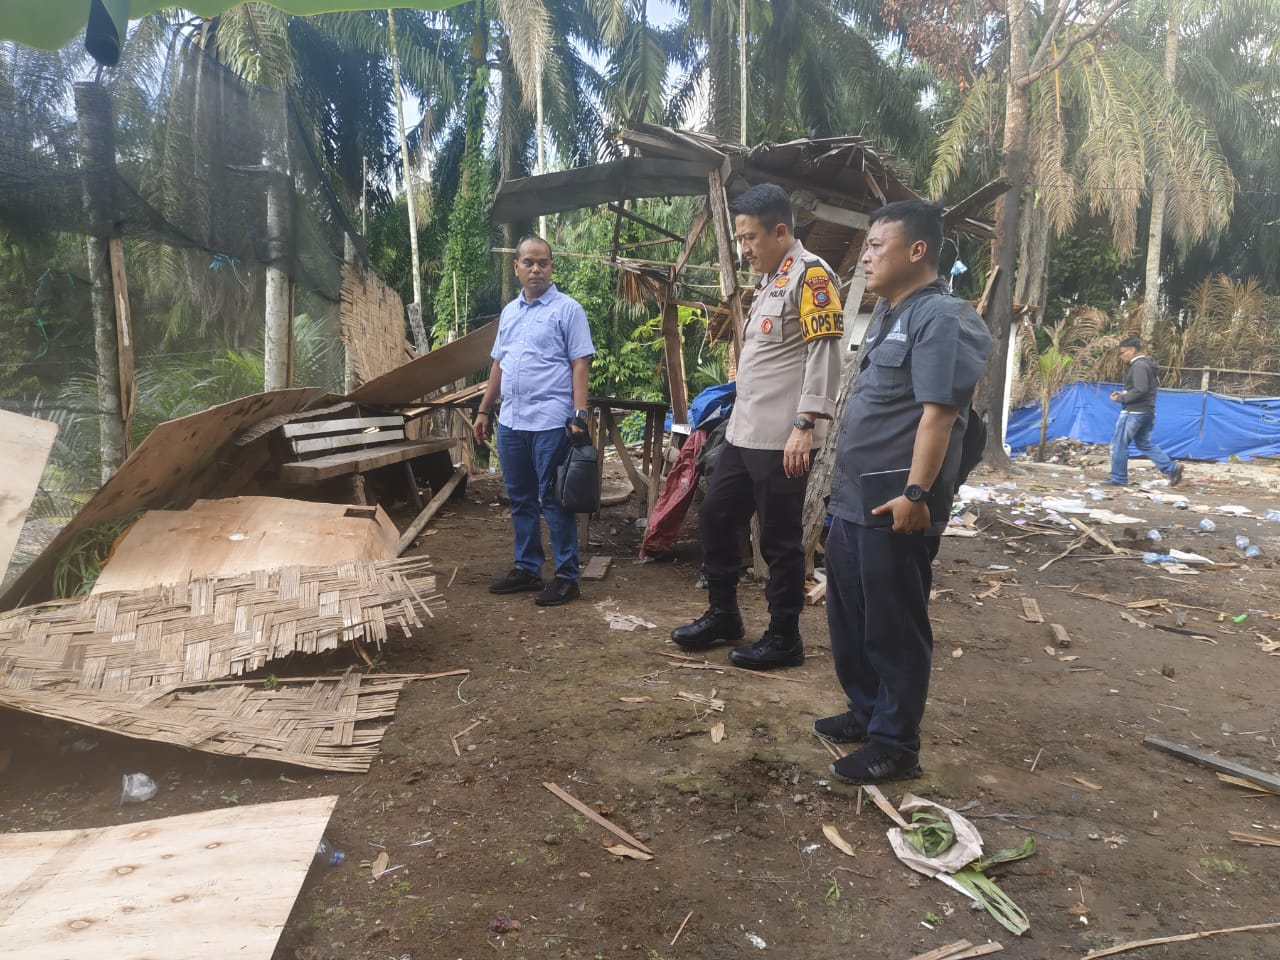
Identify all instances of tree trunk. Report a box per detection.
[389,10,428,354]
[1141,0,1180,344]
[498,46,520,305]
[976,0,1031,471]
[708,2,737,139]
[74,81,127,482]
[263,92,292,391]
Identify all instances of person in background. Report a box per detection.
[815,200,991,785]
[473,236,593,607]
[669,183,844,670]
[1107,336,1184,487]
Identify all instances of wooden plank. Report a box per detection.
[581,556,612,581]
[491,157,714,224]
[0,388,320,611]
[91,497,400,594]
[672,203,710,278]
[542,782,653,855]
[346,320,498,407]
[0,796,338,960]
[707,166,745,357]
[608,203,686,243]
[1081,921,1280,960]
[1143,736,1280,793]
[280,438,457,484]
[0,411,58,579]
[1049,623,1072,648]
[907,941,974,960]
[281,415,402,438]
[1021,597,1044,623]
[290,428,405,455]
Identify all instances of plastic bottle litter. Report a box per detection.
[315,837,345,867]
[120,773,158,804]
[1245,545,1261,559]
[1142,552,1174,564]
[1147,529,1163,543]
[1235,535,1250,550]
[1198,518,1216,532]
[1266,509,1280,522]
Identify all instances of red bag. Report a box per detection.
[639,428,707,559]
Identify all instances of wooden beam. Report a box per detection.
[609,203,624,263]
[543,781,654,855]
[281,437,457,485]
[608,203,686,244]
[790,190,870,231]
[397,465,467,554]
[944,177,1011,226]
[672,203,711,278]
[600,407,648,500]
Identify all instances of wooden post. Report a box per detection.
[800,275,877,574]
[662,301,689,426]
[707,167,744,365]
[106,237,135,456]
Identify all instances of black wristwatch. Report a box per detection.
[793,416,816,430]
[904,483,929,502]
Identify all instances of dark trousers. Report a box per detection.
[698,443,808,624]
[824,516,941,754]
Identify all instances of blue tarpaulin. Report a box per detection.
[1007,382,1280,461]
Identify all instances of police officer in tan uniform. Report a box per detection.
[671,183,844,669]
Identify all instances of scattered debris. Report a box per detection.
[489,913,521,935]
[542,782,653,855]
[1080,920,1280,959]
[1228,830,1280,848]
[907,940,1004,960]
[1049,624,1072,648]
[822,823,856,857]
[120,772,157,804]
[670,910,694,946]
[744,931,767,949]
[369,850,390,879]
[1020,598,1044,623]
[451,719,483,757]
[674,690,726,714]
[595,600,657,630]
[1144,736,1280,793]
[581,555,613,581]
[710,721,726,743]
[605,842,654,861]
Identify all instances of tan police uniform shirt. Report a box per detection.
[726,239,844,451]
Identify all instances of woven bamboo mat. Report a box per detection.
[339,263,414,386]
[0,559,442,771]
[0,671,414,773]
[0,558,439,693]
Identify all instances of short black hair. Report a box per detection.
[1119,336,1142,349]
[516,235,553,260]
[869,200,945,268]
[728,183,794,233]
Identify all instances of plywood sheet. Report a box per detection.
[0,388,319,610]
[347,320,497,407]
[0,411,58,580]
[0,795,337,960]
[92,497,398,594]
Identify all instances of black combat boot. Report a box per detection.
[729,619,803,670]
[671,607,744,650]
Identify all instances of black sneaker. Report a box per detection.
[1169,463,1185,487]
[671,607,744,650]
[489,567,544,594]
[728,628,804,670]
[829,741,923,785]
[534,577,580,607]
[813,710,868,744]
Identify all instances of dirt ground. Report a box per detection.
[4,450,1280,960]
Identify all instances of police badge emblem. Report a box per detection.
[760,317,774,334]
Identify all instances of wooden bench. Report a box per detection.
[278,412,456,487]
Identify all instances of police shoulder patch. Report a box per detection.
[798,265,844,342]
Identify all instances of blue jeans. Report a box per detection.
[1109,411,1177,483]
[497,425,579,581]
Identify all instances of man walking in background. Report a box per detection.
[1107,336,1184,487]
[473,236,594,606]
[816,200,991,785]
[669,183,843,670]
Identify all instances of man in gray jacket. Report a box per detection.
[1107,336,1184,487]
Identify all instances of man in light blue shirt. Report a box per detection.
[473,236,595,606]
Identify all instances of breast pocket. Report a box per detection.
[753,300,786,343]
[529,321,563,357]
[861,341,912,402]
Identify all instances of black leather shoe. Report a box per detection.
[671,607,744,650]
[829,742,923,785]
[728,628,804,670]
[534,577,580,606]
[489,567,543,594]
[813,710,868,744]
